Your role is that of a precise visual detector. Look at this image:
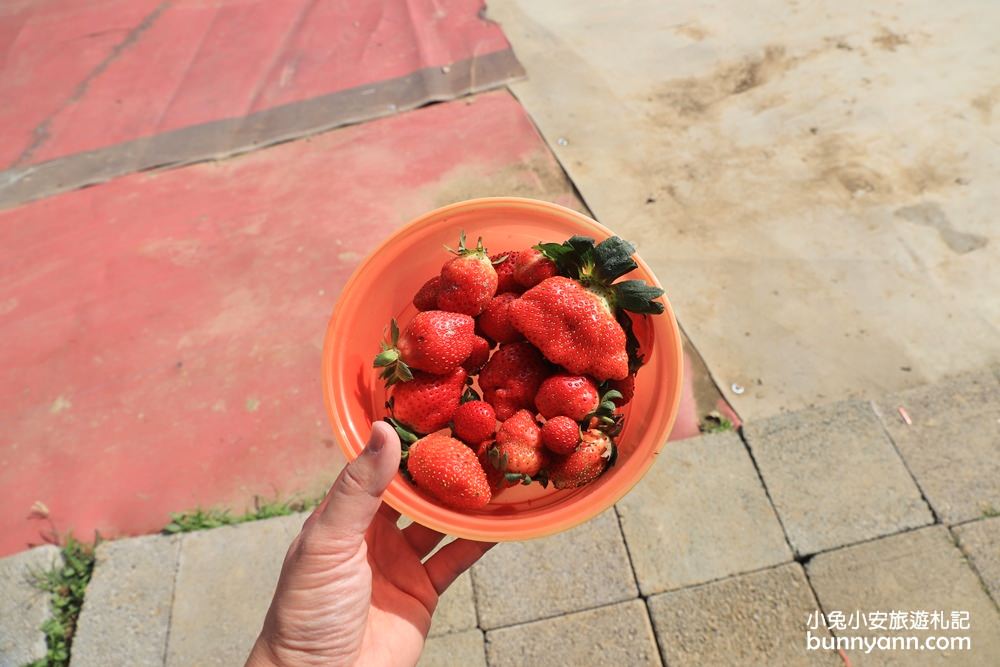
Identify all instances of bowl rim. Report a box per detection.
[322,196,683,541]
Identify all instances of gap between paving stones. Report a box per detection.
[869,399,942,524]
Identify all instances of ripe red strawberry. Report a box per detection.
[490,409,548,482]
[476,292,523,344]
[535,374,600,421]
[491,251,522,294]
[510,277,629,381]
[413,276,440,311]
[541,416,580,455]
[437,233,498,316]
[509,236,663,381]
[391,368,466,434]
[407,433,491,509]
[513,248,558,288]
[608,373,635,406]
[478,341,551,420]
[452,400,496,444]
[461,335,491,374]
[548,429,615,489]
[375,312,474,383]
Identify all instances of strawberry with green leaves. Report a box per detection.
[513,248,558,288]
[548,429,616,489]
[437,232,498,316]
[488,409,548,486]
[374,312,474,384]
[406,433,492,509]
[509,236,663,381]
[390,367,466,434]
[491,251,523,294]
[478,341,551,420]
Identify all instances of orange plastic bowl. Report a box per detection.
[322,197,683,541]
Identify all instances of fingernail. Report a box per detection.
[364,426,386,455]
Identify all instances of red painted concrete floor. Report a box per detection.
[0,90,606,555]
[1,0,510,168]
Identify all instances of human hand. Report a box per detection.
[246,422,495,667]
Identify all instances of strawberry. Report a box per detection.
[513,248,558,288]
[437,232,498,316]
[541,416,580,455]
[608,373,635,406]
[390,368,466,434]
[509,236,663,381]
[476,292,523,344]
[548,429,615,489]
[461,335,492,374]
[490,409,548,483]
[510,277,629,381]
[535,374,600,421]
[407,433,491,509]
[452,400,496,445]
[374,312,474,383]
[491,251,523,294]
[413,276,440,311]
[478,341,551,420]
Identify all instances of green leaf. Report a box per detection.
[461,387,481,403]
[390,319,400,345]
[614,280,665,314]
[535,242,575,266]
[602,389,623,402]
[373,349,399,367]
[566,235,596,256]
[592,236,638,281]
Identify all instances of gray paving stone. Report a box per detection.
[471,509,637,629]
[419,629,486,667]
[616,431,791,595]
[647,563,838,667]
[807,526,1000,666]
[953,516,1000,607]
[874,370,1000,525]
[485,599,660,667]
[165,513,305,667]
[71,534,180,667]
[0,545,60,667]
[429,570,477,637]
[744,400,932,556]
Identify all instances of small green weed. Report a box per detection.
[28,536,97,667]
[163,495,322,534]
[699,410,735,434]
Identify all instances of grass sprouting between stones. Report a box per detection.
[699,410,735,434]
[162,495,323,534]
[28,536,97,667]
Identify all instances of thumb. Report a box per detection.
[314,421,402,541]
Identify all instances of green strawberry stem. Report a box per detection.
[444,230,488,257]
[373,319,414,386]
[384,416,419,446]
